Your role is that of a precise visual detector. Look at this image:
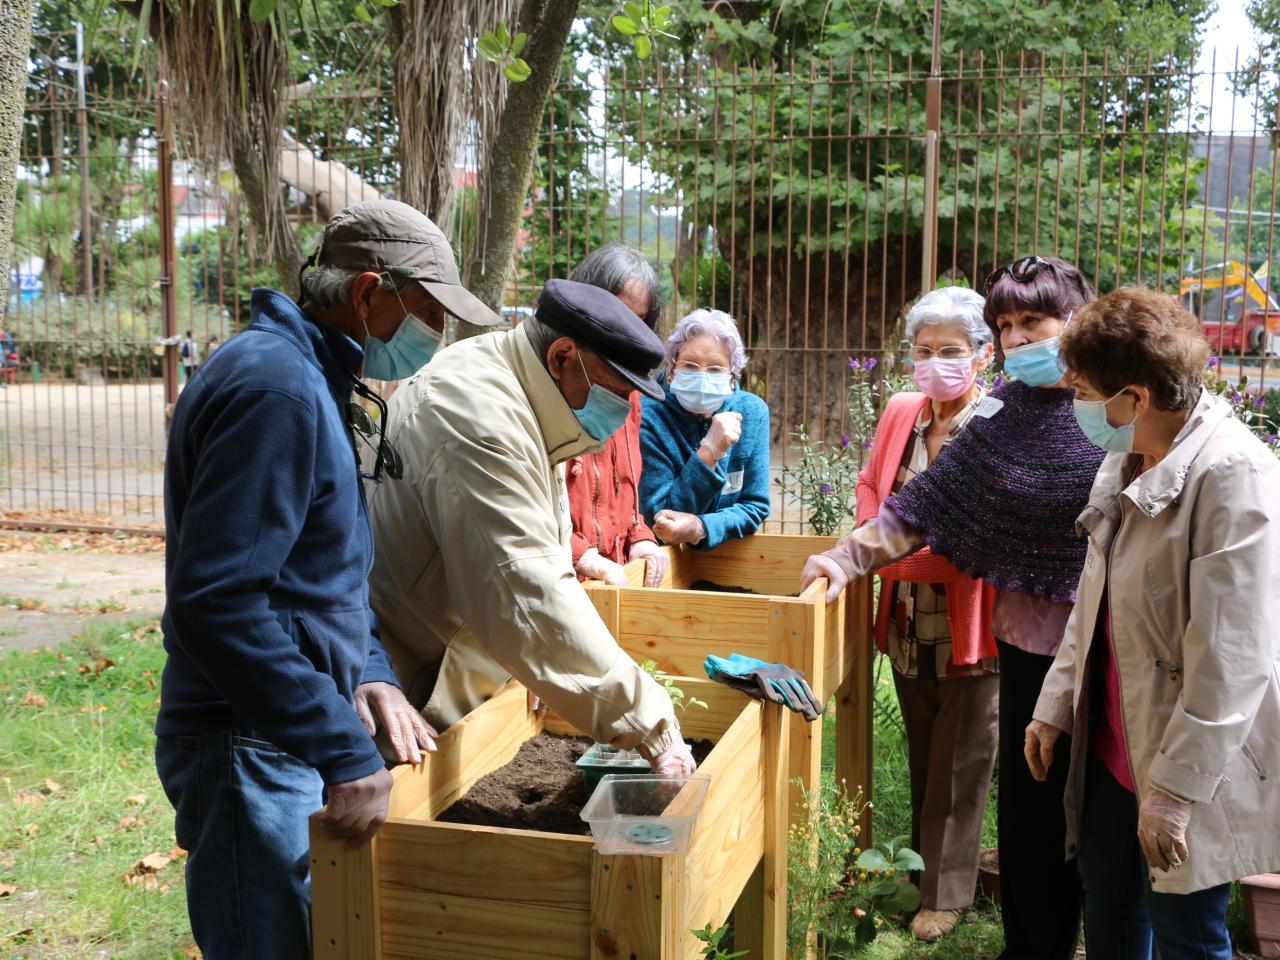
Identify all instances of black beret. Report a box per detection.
[535,278,665,400]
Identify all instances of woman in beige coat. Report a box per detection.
[1025,286,1280,960]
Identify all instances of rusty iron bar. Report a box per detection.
[0,518,165,537]
[156,69,179,410]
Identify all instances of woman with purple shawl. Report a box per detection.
[803,256,1105,959]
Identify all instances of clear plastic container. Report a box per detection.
[579,774,711,856]
[576,743,650,792]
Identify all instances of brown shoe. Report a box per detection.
[910,908,959,941]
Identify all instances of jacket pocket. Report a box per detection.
[293,615,332,676]
[1241,742,1270,782]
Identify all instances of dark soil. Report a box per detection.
[438,732,715,836]
[690,579,760,594]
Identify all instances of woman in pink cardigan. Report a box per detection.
[857,287,998,941]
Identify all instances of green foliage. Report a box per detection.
[675,246,734,312]
[640,658,708,713]
[788,781,924,955]
[478,22,533,84]
[692,922,748,959]
[610,1,677,61]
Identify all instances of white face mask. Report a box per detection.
[671,369,733,415]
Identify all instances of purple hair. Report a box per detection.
[982,255,1096,350]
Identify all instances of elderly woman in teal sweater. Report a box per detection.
[639,309,771,549]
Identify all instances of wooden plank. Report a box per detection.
[668,700,768,954]
[310,818,381,960]
[590,852,665,959]
[772,598,823,819]
[685,534,838,597]
[380,887,590,960]
[388,681,540,820]
[835,576,875,843]
[377,820,593,906]
[619,589,773,644]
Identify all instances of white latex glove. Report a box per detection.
[800,552,853,604]
[1023,719,1063,782]
[649,736,697,776]
[653,510,706,546]
[701,411,743,460]
[628,539,667,588]
[354,681,438,765]
[575,547,628,586]
[1138,786,1193,871]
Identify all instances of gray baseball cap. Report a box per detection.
[314,198,503,327]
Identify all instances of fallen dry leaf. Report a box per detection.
[122,872,158,890]
[0,884,16,897]
[159,883,170,893]
[135,853,172,873]
[181,945,202,958]
[124,793,148,807]
[94,657,115,673]
[168,845,188,860]
[116,815,139,831]
[20,692,47,709]
[90,836,105,849]
[0,858,14,869]
[41,779,60,795]
[2,927,34,944]
[21,823,38,838]
[12,791,43,809]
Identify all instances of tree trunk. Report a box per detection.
[233,139,302,300]
[0,0,36,319]
[461,0,580,328]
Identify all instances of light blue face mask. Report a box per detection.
[1073,387,1138,452]
[1002,335,1067,387]
[572,350,632,442]
[361,282,445,381]
[671,369,734,415]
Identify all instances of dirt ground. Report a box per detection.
[0,532,165,652]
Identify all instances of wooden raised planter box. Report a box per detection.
[311,677,790,960]
[584,533,874,819]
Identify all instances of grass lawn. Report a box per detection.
[0,620,193,958]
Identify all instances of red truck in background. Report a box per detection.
[1181,261,1280,355]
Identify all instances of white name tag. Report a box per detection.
[974,396,1005,419]
[722,470,744,494]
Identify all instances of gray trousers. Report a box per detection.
[892,667,999,911]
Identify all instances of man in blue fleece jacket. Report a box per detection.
[155,199,502,959]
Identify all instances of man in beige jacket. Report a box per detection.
[366,279,693,774]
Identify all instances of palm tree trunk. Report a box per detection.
[0,0,37,319]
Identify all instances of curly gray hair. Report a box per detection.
[903,286,992,351]
[664,309,749,377]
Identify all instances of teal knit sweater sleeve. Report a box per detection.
[639,387,772,550]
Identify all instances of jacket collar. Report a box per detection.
[1077,388,1232,544]
[249,288,363,389]
[507,322,603,466]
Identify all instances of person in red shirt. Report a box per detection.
[566,244,668,588]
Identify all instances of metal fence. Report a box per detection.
[6,32,1279,527]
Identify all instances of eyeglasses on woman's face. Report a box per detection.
[674,359,732,377]
[909,345,976,363]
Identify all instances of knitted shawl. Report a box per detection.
[886,380,1105,603]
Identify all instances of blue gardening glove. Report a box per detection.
[703,653,824,722]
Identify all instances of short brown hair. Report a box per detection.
[1060,286,1210,412]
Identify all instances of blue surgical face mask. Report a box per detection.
[1073,387,1138,452]
[671,369,734,415]
[571,350,632,441]
[361,282,445,381]
[1002,335,1066,387]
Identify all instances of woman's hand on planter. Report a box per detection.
[628,539,668,588]
[576,547,628,586]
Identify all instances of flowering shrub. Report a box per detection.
[787,781,923,956]
[779,357,913,536]
[1204,358,1280,458]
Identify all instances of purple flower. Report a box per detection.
[820,483,834,494]
[1208,356,1220,367]
[841,434,850,448]
[848,357,858,371]
[862,439,873,450]
[864,357,878,371]
[1255,396,1266,410]
[993,375,1005,389]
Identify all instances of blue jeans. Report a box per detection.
[156,729,324,960]
[1078,750,1233,960]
